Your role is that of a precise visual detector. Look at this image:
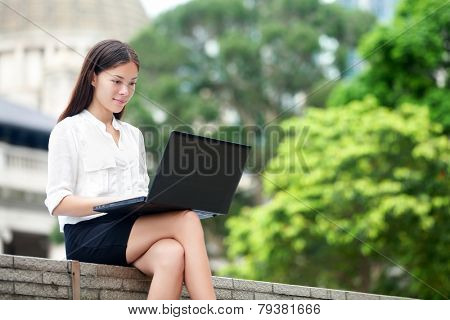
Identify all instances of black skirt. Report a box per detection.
[64,212,141,267]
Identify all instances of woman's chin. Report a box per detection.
[110,106,125,114]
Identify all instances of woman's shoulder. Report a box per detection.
[50,114,82,137]
[117,119,143,138]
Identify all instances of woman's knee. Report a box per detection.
[178,210,204,235]
[152,239,185,272]
[181,210,201,222]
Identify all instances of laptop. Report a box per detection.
[93,130,251,219]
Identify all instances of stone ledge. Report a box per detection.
[0,254,409,300]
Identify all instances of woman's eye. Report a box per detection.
[112,80,121,84]
[130,82,136,86]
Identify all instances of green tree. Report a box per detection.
[328,0,450,132]
[124,0,375,242]
[221,97,450,299]
[127,0,375,127]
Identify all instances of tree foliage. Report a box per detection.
[328,0,450,132]
[221,97,450,299]
[127,0,375,127]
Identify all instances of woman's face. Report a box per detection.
[91,61,138,114]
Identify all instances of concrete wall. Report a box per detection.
[0,254,407,300]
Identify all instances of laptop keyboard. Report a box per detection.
[194,210,217,219]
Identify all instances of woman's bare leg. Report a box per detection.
[132,238,185,299]
[126,210,216,300]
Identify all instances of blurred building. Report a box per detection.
[0,0,148,118]
[0,98,54,257]
[0,0,148,259]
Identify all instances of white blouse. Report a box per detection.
[45,109,150,232]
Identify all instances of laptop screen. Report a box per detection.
[147,131,251,214]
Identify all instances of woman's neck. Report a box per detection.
[87,102,113,126]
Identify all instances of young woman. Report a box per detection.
[45,39,216,300]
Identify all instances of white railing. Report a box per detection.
[0,142,48,192]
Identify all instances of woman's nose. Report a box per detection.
[119,84,129,96]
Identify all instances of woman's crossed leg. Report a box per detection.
[126,210,216,300]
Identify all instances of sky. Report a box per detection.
[139,0,191,18]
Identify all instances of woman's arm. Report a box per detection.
[45,122,124,217]
[52,195,125,217]
[136,128,150,195]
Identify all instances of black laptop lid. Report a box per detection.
[147,131,251,214]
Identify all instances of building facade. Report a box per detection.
[0,0,149,118]
[0,0,149,259]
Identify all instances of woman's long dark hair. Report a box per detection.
[58,39,140,122]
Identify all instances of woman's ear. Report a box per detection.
[91,73,97,87]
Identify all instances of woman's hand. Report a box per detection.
[52,195,127,217]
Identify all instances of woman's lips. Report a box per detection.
[113,98,127,104]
